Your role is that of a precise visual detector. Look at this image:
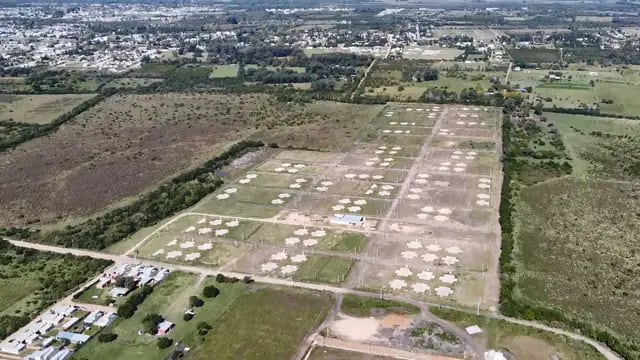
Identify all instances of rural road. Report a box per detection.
[3,237,623,360]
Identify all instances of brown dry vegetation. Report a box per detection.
[0,93,380,227]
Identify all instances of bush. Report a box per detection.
[97,332,118,343]
[196,321,212,335]
[157,337,173,349]
[183,313,194,321]
[202,286,220,298]
[189,295,204,307]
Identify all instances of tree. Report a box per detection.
[183,313,194,321]
[142,313,164,334]
[215,273,226,283]
[203,286,220,298]
[97,332,118,343]
[189,295,204,307]
[157,337,173,349]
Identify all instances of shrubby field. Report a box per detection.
[0,92,380,227]
[501,112,640,358]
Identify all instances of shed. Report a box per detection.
[157,321,174,336]
[330,214,365,226]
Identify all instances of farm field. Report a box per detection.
[0,93,382,227]
[509,113,640,356]
[0,93,94,124]
[431,308,604,360]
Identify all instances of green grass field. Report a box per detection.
[341,295,420,317]
[0,94,95,124]
[293,256,354,284]
[188,287,332,360]
[209,64,239,78]
[431,308,604,360]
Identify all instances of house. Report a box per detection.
[109,287,131,297]
[94,313,117,327]
[83,310,103,326]
[55,331,90,345]
[330,214,365,226]
[157,321,174,336]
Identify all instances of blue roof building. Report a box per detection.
[56,331,90,344]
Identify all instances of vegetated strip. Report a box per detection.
[0,239,112,339]
[542,106,640,120]
[498,113,634,359]
[0,140,264,250]
[0,88,116,153]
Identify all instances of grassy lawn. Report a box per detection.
[188,287,333,360]
[431,308,604,360]
[318,233,367,253]
[340,295,420,317]
[293,256,354,284]
[74,285,112,306]
[209,64,239,78]
[0,94,95,124]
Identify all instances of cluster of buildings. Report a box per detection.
[96,263,171,292]
[0,264,171,359]
[0,4,231,73]
[0,305,115,359]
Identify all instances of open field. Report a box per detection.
[209,64,239,78]
[510,67,640,116]
[402,46,464,60]
[188,286,332,360]
[431,308,604,360]
[0,94,94,124]
[0,93,382,227]
[509,113,640,356]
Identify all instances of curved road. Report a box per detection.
[4,238,622,360]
